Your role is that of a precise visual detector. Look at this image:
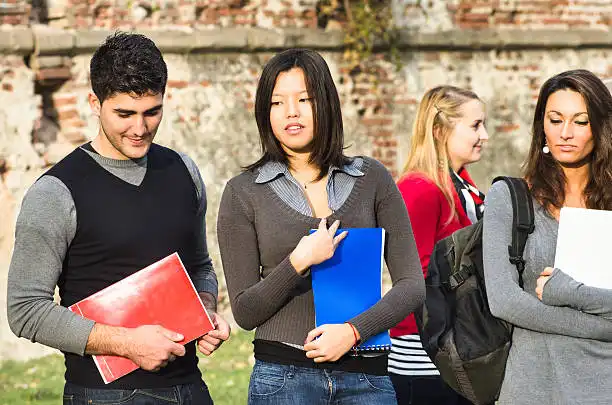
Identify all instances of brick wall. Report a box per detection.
[395,0,612,31]
[0,0,30,25]
[46,0,319,29]
[12,1,612,30]
[343,57,402,174]
[451,0,612,29]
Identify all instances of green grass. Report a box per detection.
[200,329,254,404]
[0,355,66,405]
[0,330,254,405]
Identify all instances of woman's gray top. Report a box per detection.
[483,181,612,404]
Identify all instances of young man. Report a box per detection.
[7,32,230,404]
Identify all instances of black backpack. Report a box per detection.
[414,176,534,405]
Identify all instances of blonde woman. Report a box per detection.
[389,86,488,404]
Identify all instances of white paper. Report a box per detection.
[554,207,612,289]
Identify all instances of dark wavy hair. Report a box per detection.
[247,48,348,178]
[523,69,612,212]
[90,32,168,103]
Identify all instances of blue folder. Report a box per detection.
[310,227,391,352]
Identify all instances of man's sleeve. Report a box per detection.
[6,176,95,355]
[178,153,218,299]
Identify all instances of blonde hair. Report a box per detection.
[403,85,482,221]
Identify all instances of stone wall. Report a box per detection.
[2,0,612,360]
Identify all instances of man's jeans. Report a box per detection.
[63,380,213,405]
[248,360,398,405]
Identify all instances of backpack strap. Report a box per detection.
[492,176,535,288]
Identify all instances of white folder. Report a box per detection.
[554,207,612,289]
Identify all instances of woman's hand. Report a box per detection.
[536,267,555,300]
[289,218,348,275]
[303,323,358,362]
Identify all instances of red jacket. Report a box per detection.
[390,170,478,337]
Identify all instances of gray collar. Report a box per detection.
[255,158,364,184]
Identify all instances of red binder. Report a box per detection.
[68,252,214,384]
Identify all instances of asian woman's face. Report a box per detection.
[269,68,315,155]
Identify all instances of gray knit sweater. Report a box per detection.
[217,157,425,347]
[483,181,612,405]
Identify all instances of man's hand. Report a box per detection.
[123,325,186,371]
[86,324,186,372]
[86,323,186,372]
[197,312,231,356]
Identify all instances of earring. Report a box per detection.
[542,144,550,154]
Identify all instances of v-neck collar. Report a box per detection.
[79,143,149,188]
[81,142,147,168]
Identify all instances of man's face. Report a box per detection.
[89,91,164,160]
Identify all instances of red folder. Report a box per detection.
[68,252,214,384]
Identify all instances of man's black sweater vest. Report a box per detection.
[45,144,202,389]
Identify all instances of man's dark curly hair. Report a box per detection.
[90,32,167,103]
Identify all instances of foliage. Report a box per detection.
[319,0,402,71]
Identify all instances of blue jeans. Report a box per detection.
[248,360,397,405]
[63,381,213,405]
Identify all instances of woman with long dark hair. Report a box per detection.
[483,69,612,404]
[217,48,425,405]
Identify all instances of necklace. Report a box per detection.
[302,179,316,189]
[289,169,319,189]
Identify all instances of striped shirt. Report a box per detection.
[389,335,439,376]
[254,157,365,216]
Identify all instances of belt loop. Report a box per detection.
[174,385,181,405]
[287,364,295,379]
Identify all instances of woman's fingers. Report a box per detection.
[333,231,348,249]
[541,267,554,276]
[305,326,325,345]
[328,219,341,236]
[536,275,550,300]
